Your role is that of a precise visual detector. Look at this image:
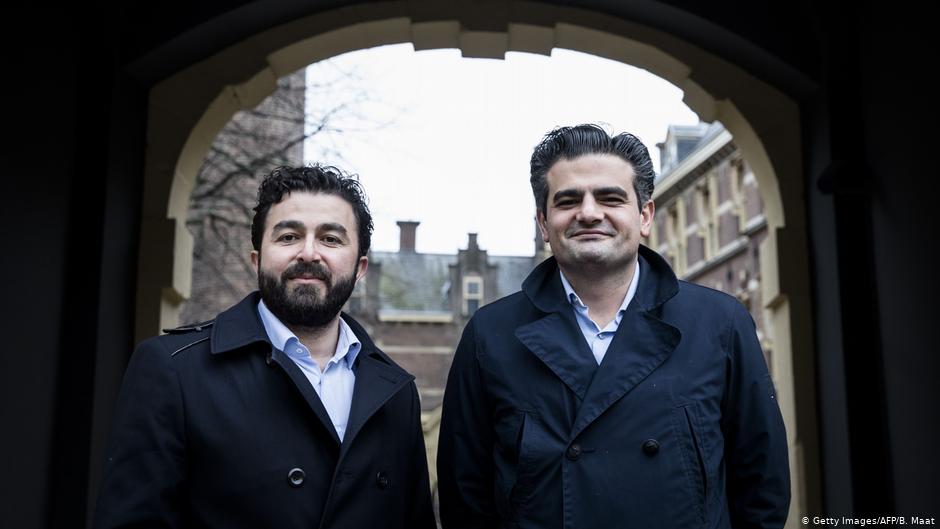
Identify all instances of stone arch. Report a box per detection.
[136,4,815,522]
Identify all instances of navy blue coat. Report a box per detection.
[93,292,435,529]
[438,246,789,529]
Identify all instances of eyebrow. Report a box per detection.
[318,222,349,236]
[552,189,584,203]
[271,220,305,233]
[552,186,628,203]
[593,186,629,198]
[271,220,350,236]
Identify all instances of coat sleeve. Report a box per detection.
[437,318,499,529]
[92,338,187,529]
[405,381,438,529]
[722,302,791,529]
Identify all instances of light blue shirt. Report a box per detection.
[257,300,360,441]
[559,262,641,365]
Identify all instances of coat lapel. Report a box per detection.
[516,257,599,400]
[568,247,683,438]
[339,351,413,459]
[266,347,343,445]
[570,305,680,438]
[515,311,597,400]
[210,293,344,445]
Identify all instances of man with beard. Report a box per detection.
[438,125,790,528]
[94,165,435,529]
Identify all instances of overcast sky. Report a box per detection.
[304,44,699,256]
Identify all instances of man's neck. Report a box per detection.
[287,315,341,371]
[561,259,637,328]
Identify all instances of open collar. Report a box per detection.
[522,245,679,316]
[256,298,361,368]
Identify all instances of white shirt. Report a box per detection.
[257,299,360,441]
[559,262,641,365]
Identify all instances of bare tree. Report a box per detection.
[180,63,388,323]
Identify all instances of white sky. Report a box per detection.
[304,44,699,256]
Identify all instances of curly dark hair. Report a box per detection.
[530,124,656,215]
[251,164,373,257]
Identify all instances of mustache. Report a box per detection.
[282,261,332,284]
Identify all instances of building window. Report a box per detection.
[463,276,484,316]
[667,200,687,275]
[695,175,719,260]
[676,138,698,162]
[466,298,480,314]
[730,157,747,232]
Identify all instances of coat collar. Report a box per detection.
[207,292,266,353]
[517,245,682,439]
[521,244,679,315]
[209,292,391,361]
[208,292,413,450]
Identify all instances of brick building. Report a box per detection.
[347,221,536,410]
[180,70,307,324]
[650,121,772,365]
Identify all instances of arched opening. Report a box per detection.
[135,5,816,523]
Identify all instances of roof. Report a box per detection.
[489,254,538,298]
[370,251,455,311]
[368,250,536,312]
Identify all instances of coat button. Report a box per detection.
[287,467,305,487]
[376,471,389,489]
[642,439,660,456]
[566,444,582,461]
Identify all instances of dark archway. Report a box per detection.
[135,5,817,524]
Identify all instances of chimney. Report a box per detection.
[467,233,479,251]
[397,221,419,252]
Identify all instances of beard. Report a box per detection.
[258,260,358,330]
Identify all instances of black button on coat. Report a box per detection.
[93,292,436,529]
[438,247,790,529]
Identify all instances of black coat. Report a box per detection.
[93,292,436,529]
[438,246,790,529]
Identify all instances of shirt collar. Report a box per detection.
[257,299,361,368]
[559,260,641,315]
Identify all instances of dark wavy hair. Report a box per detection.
[530,124,656,215]
[251,164,373,257]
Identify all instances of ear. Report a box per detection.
[536,210,550,243]
[250,250,260,274]
[640,200,655,238]
[355,255,369,282]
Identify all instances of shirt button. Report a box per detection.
[642,439,661,456]
[287,467,305,487]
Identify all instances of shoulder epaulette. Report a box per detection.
[171,336,210,357]
[163,319,215,334]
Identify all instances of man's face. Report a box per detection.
[251,191,367,329]
[537,153,654,274]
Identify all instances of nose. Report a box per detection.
[296,235,322,262]
[575,195,603,224]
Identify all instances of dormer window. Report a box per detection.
[463,276,484,316]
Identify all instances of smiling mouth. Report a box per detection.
[286,272,329,284]
[571,231,611,238]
